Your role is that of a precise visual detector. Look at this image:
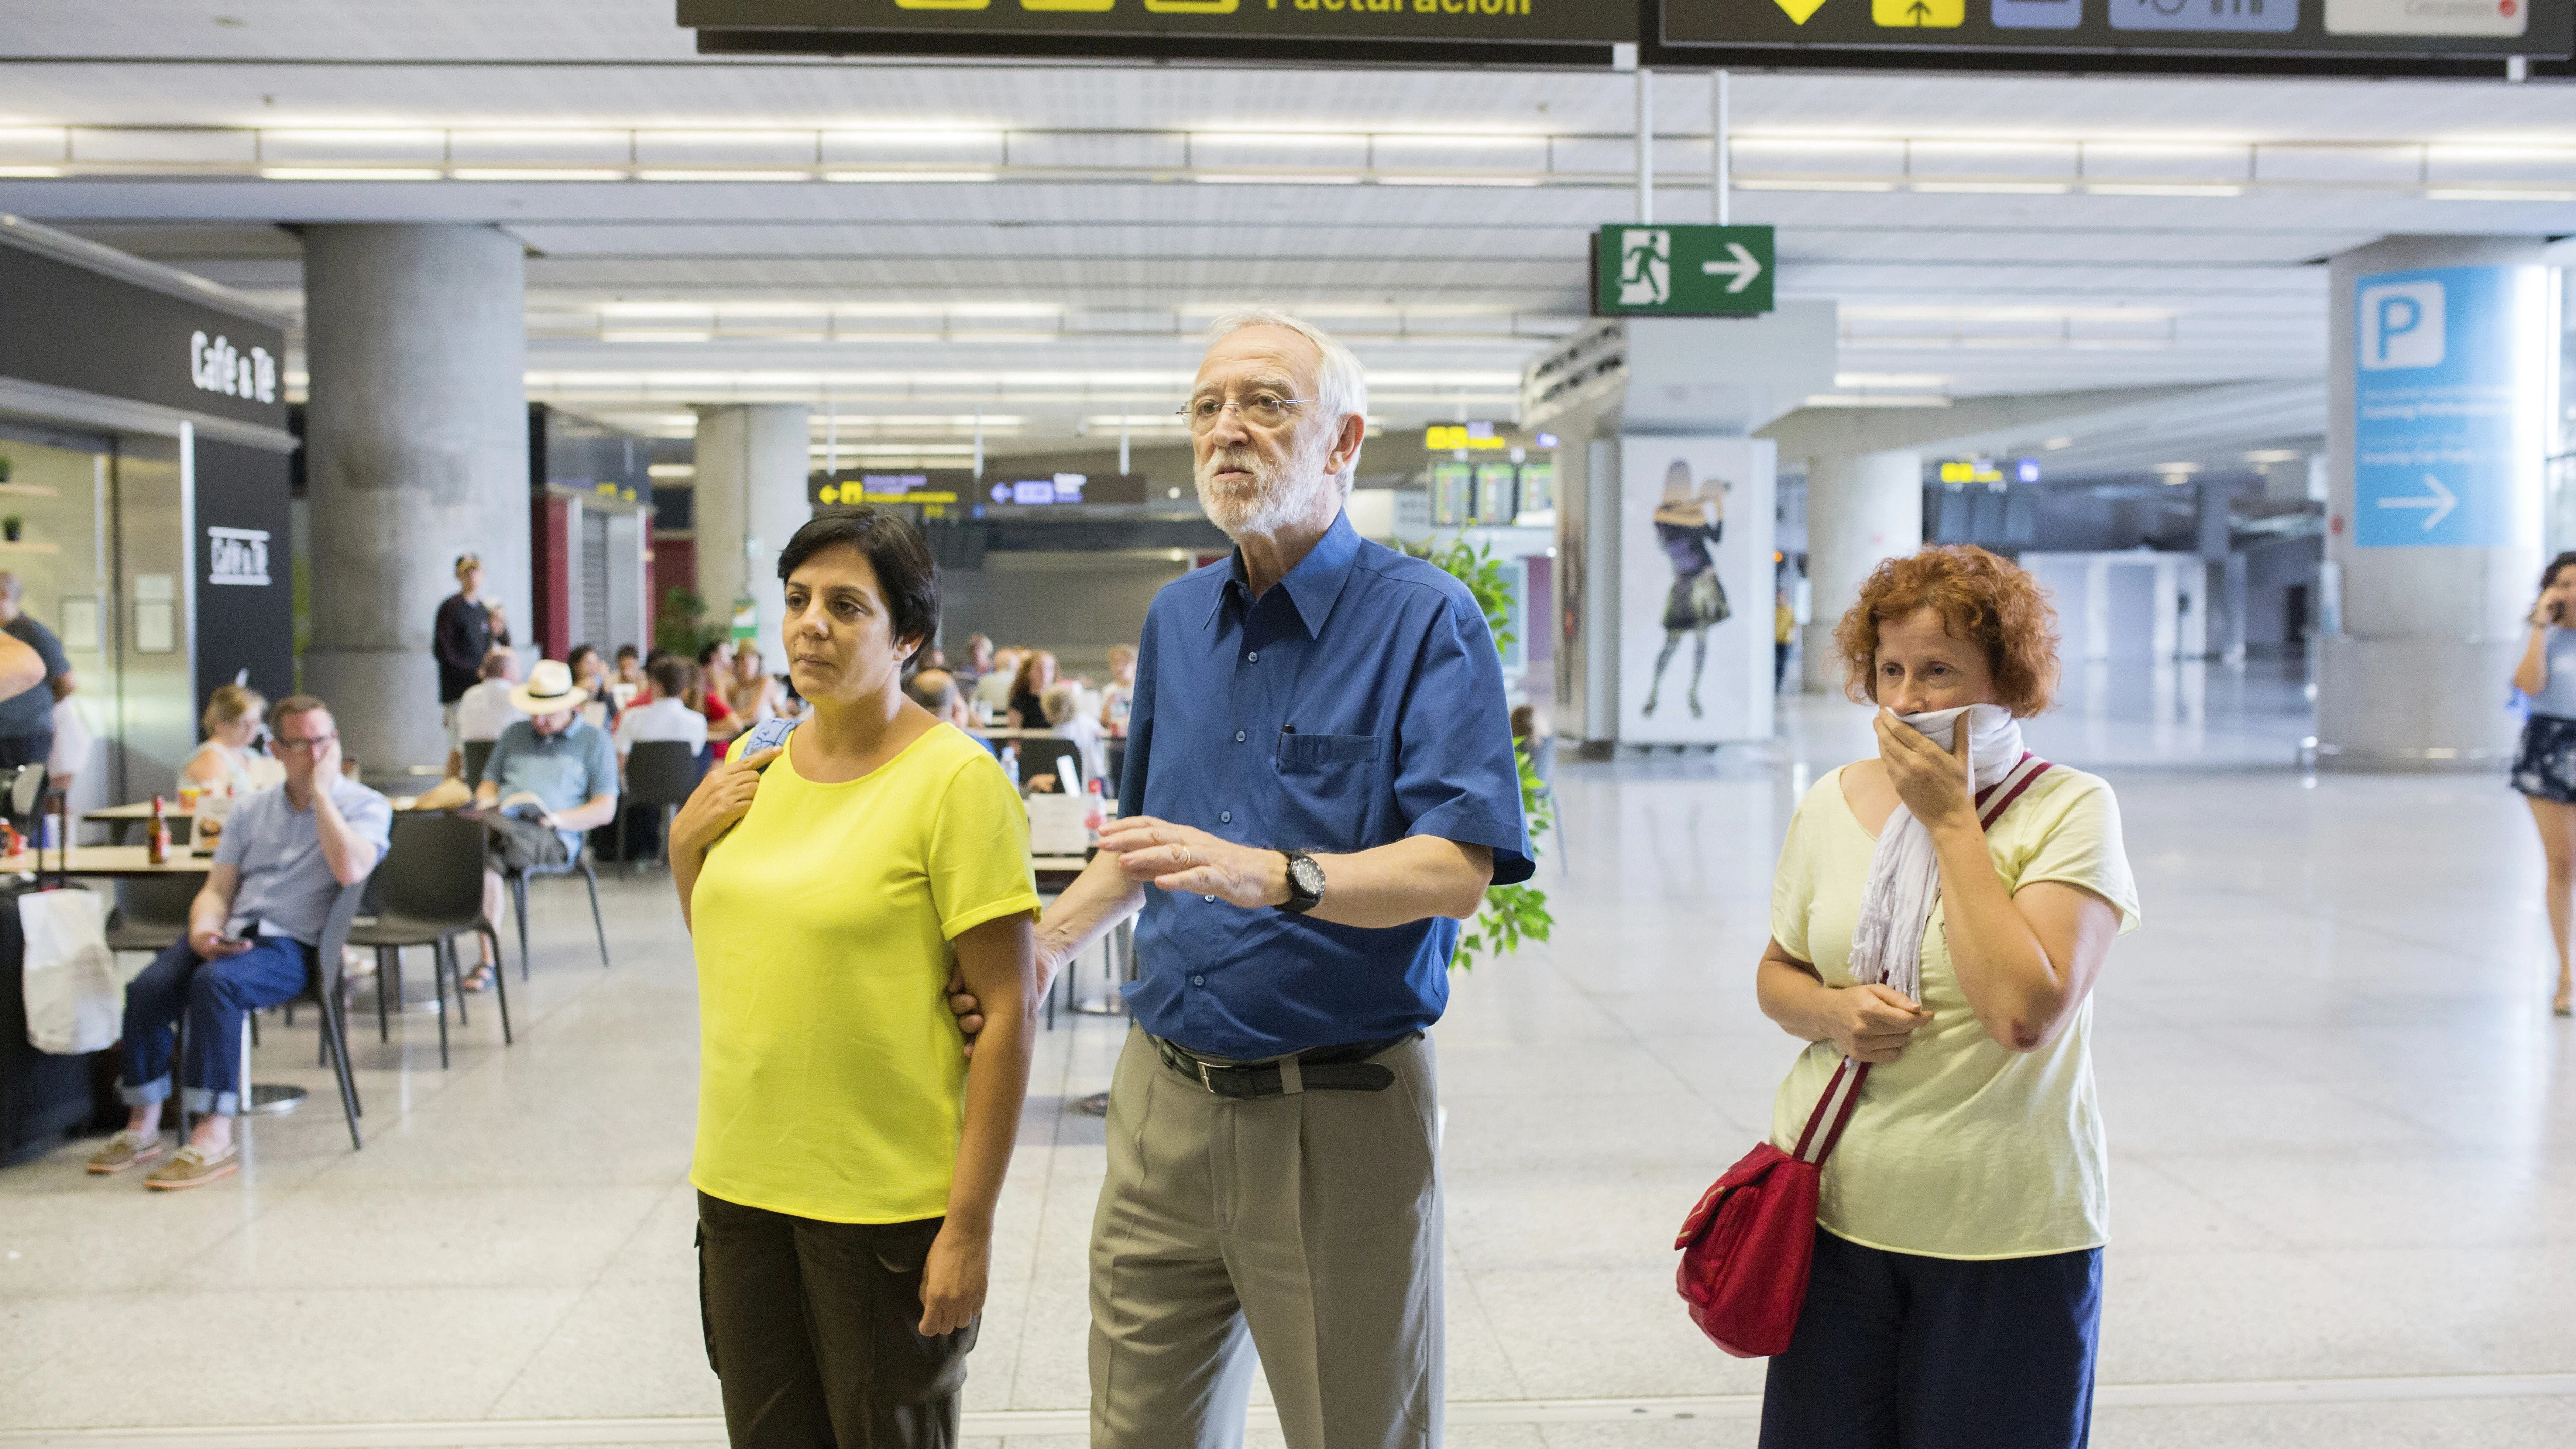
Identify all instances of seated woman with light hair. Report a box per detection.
[182,684,285,796]
[1041,680,1106,786]
[1753,544,2141,1449]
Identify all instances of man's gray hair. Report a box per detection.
[1205,308,1369,489]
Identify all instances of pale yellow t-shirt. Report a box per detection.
[1769,764,2141,1260]
[691,723,1040,1224]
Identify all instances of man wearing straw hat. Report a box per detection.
[468,658,617,991]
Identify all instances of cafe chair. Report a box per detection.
[461,740,496,790]
[105,874,200,958]
[618,740,701,873]
[349,813,510,1070]
[1105,740,1127,797]
[178,879,368,1153]
[503,836,612,983]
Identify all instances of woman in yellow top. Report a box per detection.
[670,508,1040,1449]
[1754,545,2139,1449]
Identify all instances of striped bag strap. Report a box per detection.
[1974,752,2054,831]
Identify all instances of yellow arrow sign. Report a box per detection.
[1776,0,1831,21]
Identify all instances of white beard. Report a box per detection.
[1196,424,1338,539]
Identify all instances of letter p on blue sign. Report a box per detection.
[2360,279,2445,371]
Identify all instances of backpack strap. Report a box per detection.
[1975,753,2054,832]
[737,717,800,763]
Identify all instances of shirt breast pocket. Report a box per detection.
[1269,732,1382,854]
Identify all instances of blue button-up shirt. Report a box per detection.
[1119,510,1532,1059]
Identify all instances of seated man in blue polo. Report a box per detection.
[86,694,390,1190]
[469,658,618,990]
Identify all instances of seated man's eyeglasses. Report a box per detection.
[1178,391,1315,433]
[273,731,336,754]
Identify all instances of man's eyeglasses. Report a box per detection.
[1177,393,1315,434]
[273,733,336,754]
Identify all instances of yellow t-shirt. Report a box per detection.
[1768,764,2141,1260]
[690,723,1040,1224]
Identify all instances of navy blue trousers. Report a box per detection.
[118,936,310,1117]
[1759,1226,2102,1449]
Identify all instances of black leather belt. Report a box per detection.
[1151,1032,1419,1099]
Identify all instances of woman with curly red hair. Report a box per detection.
[1752,545,2141,1449]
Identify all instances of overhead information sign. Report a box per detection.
[682,1,1635,62]
[1595,225,1775,317]
[2350,265,2547,550]
[1662,0,2569,65]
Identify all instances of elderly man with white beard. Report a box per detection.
[955,309,1530,1448]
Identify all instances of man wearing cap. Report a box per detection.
[435,553,511,780]
[469,659,616,990]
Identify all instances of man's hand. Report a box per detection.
[311,731,343,785]
[188,926,253,960]
[1098,816,1285,909]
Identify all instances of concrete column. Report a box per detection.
[693,404,812,657]
[2195,482,2244,662]
[301,224,528,772]
[2318,235,2551,769]
[1801,449,1921,692]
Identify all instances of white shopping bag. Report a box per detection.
[19,887,120,1055]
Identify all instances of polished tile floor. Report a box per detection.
[6,659,2575,1448]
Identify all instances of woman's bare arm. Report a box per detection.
[917,912,1037,1335]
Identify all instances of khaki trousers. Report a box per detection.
[1089,1026,1442,1449]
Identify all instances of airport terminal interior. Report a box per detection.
[5,3,2576,1447]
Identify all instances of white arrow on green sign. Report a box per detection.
[1596,225,1776,316]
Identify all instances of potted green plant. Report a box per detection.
[0,454,13,483]
[2,516,21,544]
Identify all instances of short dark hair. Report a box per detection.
[777,508,941,661]
[270,694,332,736]
[615,644,638,661]
[648,657,692,699]
[567,643,599,672]
[2543,552,2576,592]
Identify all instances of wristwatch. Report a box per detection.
[1277,850,1326,915]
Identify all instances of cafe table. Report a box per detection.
[46,844,216,877]
[84,801,197,846]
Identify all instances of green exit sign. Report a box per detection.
[1594,225,1775,317]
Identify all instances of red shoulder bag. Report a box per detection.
[1672,1055,1868,1358]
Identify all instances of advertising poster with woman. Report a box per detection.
[1621,437,1775,744]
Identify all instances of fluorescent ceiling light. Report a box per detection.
[635,169,809,182]
[2243,449,2306,463]
[1736,178,1897,193]
[1910,181,2072,195]
[2084,183,2243,197]
[1195,173,1362,185]
[599,303,717,318]
[1803,394,1953,408]
[2427,187,2576,202]
[1835,372,1950,388]
[260,167,442,181]
[647,463,696,479]
[825,170,997,183]
[602,330,715,343]
[452,167,626,182]
[1374,175,1541,187]
[0,166,63,178]
[2044,437,2074,450]
[1844,305,2175,322]
[2155,462,2204,474]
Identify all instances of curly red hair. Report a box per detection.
[1833,545,2061,717]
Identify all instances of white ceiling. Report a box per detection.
[4,0,2572,469]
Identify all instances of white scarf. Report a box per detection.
[1845,703,2029,1004]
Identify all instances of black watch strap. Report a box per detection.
[1278,850,1324,914]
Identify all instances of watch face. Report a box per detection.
[1290,855,1326,899]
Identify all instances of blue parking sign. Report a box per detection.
[2351,265,2539,550]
